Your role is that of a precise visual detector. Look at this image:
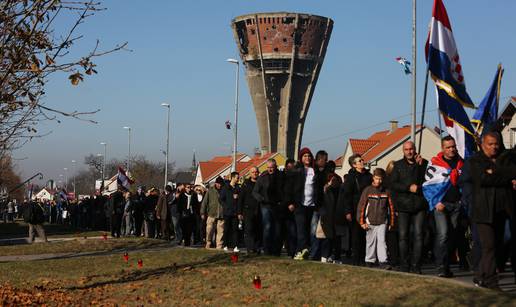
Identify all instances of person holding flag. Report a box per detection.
[422,136,464,278]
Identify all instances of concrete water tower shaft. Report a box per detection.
[231,12,333,159]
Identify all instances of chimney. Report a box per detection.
[389,120,398,133]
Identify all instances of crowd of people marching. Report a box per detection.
[12,131,516,290]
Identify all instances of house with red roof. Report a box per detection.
[335,121,441,177]
[194,152,287,186]
[497,97,515,149]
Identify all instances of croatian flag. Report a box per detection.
[117,166,134,190]
[396,57,412,75]
[425,0,474,108]
[422,152,463,211]
[426,0,477,158]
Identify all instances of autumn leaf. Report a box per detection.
[45,54,55,65]
[68,72,83,86]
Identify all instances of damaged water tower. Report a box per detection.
[231,12,333,159]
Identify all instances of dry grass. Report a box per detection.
[1,247,515,306]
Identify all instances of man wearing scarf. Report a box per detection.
[423,136,464,278]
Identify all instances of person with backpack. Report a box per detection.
[24,201,48,243]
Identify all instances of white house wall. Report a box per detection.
[501,116,515,149]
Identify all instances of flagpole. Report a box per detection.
[411,0,417,145]
[418,67,430,153]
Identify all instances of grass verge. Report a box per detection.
[1,247,514,306]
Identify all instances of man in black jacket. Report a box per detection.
[238,167,260,254]
[469,132,516,289]
[253,159,284,255]
[220,172,241,252]
[338,153,372,266]
[390,141,428,273]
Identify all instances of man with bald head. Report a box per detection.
[238,166,261,254]
[469,132,516,289]
[389,140,428,274]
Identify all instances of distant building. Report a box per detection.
[497,97,515,149]
[172,171,195,186]
[33,188,56,202]
[335,122,441,178]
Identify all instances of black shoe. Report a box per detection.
[438,270,454,278]
[411,267,422,275]
[379,262,392,270]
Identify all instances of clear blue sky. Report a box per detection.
[14,0,516,184]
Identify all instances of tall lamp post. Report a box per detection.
[227,58,239,172]
[63,167,68,191]
[71,160,76,197]
[123,126,132,172]
[161,103,170,188]
[100,142,107,187]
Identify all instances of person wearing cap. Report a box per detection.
[201,176,225,249]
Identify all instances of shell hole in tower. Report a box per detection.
[273,47,279,52]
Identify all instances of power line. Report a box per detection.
[304,108,438,146]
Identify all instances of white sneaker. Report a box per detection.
[223,246,228,251]
[233,246,240,253]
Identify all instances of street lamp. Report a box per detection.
[100,142,107,187]
[161,103,170,188]
[123,126,132,172]
[71,160,76,197]
[63,167,68,191]
[227,58,239,172]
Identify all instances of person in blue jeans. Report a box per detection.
[284,147,323,260]
[309,150,331,260]
[253,159,284,255]
[425,136,464,278]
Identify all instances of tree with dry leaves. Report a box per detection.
[0,0,128,158]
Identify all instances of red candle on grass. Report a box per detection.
[253,276,261,289]
[102,233,108,240]
[137,259,143,268]
[123,252,129,263]
[230,253,239,263]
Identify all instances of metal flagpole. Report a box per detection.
[418,68,430,153]
[411,0,417,145]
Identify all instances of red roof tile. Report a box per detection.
[334,156,343,167]
[349,139,379,155]
[199,161,228,182]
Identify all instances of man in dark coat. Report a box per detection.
[253,160,284,256]
[219,172,241,251]
[238,167,261,254]
[469,132,516,289]
[338,153,372,266]
[389,141,428,274]
[132,186,146,237]
[109,188,125,238]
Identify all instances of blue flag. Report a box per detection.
[471,64,503,135]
